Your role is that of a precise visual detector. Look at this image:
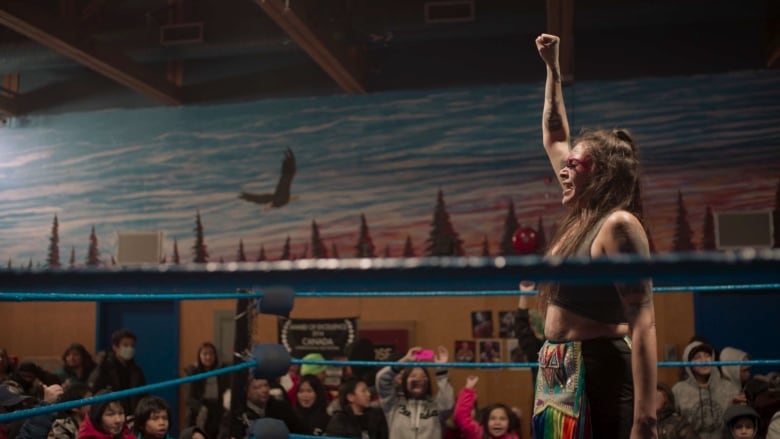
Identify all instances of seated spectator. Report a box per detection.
[3,382,64,439]
[325,377,387,439]
[0,348,15,383]
[453,376,520,439]
[745,373,780,437]
[294,375,330,436]
[673,341,740,439]
[6,362,61,400]
[183,342,229,439]
[133,396,174,439]
[77,392,134,439]
[767,411,779,439]
[721,346,752,404]
[89,329,146,414]
[1,382,35,439]
[178,426,207,439]
[50,382,92,439]
[656,383,697,439]
[56,344,97,387]
[219,377,304,438]
[723,404,762,439]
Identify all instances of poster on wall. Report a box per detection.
[278,317,357,358]
[471,310,494,338]
[478,340,502,363]
[454,340,476,363]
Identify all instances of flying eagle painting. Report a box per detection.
[238,148,297,208]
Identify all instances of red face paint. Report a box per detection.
[565,156,592,171]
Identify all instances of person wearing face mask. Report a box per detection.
[376,346,454,439]
[89,329,147,414]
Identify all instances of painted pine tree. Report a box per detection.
[701,206,716,251]
[281,236,291,260]
[192,211,209,263]
[481,235,490,256]
[672,190,696,251]
[355,214,376,258]
[237,239,247,262]
[69,246,75,268]
[173,239,181,264]
[257,244,266,262]
[86,226,101,267]
[330,242,340,259]
[47,214,60,268]
[425,190,464,256]
[500,201,519,256]
[311,220,328,258]
[402,235,415,257]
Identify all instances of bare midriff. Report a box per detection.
[543,303,628,342]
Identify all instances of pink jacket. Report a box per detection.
[453,388,520,439]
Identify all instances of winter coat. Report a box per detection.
[657,383,698,439]
[376,366,454,439]
[325,406,388,439]
[453,388,519,439]
[77,415,134,439]
[89,351,146,414]
[719,347,748,390]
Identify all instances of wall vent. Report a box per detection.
[714,210,775,249]
[424,0,475,24]
[116,231,163,265]
[160,22,204,46]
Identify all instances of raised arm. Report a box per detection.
[535,33,571,181]
[601,211,658,439]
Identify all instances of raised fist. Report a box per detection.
[535,33,560,68]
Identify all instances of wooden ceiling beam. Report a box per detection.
[0,2,181,106]
[253,0,365,95]
[546,0,575,83]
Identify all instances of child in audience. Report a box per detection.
[723,404,761,439]
[50,383,92,439]
[77,393,134,439]
[133,396,174,439]
[326,377,388,439]
[454,376,520,439]
[294,375,330,435]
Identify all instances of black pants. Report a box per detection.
[581,337,634,438]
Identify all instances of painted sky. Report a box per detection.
[0,70,778,266]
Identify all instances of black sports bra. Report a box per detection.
[549,214,627,324]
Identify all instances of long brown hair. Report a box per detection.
[539,128,644,305]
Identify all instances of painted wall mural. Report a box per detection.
[1,70,778,267]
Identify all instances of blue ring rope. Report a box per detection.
[0,361,256,424]
[1,357,777,424]
[1,283,779,301]
[2,252,780,294]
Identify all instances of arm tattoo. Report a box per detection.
[551,66,561,83]
[544,97,564,132]
[618,284,653,321]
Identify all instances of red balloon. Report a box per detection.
[513,227,539,254]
